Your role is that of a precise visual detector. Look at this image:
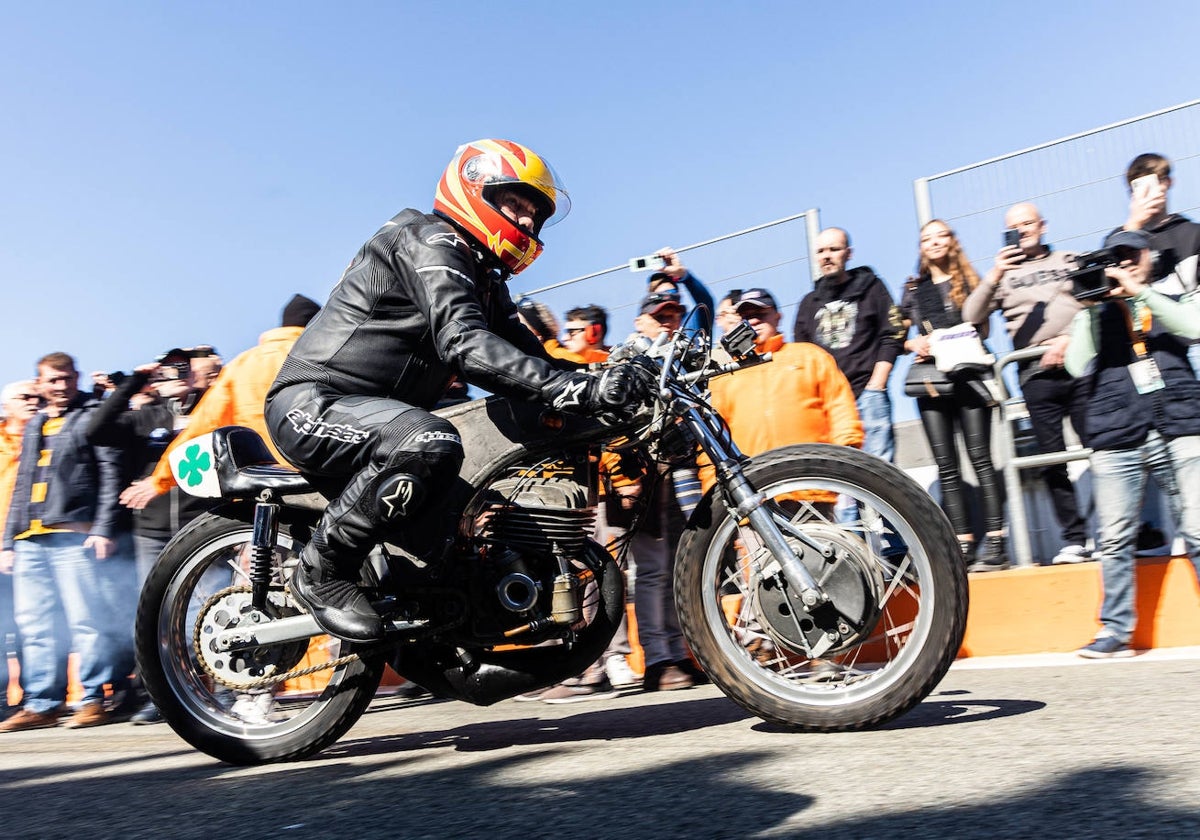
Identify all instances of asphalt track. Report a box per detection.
[2,649,1198,839]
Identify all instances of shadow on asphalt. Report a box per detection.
[4,748,1195,838]
[750,691,1047,734]
[337,694,753,756]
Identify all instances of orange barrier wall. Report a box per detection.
[960,555,1200,657]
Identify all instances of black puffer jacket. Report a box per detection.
[85,372,215,539]
[270,209,576,409]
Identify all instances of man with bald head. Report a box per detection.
[794,227,905,461]
[963,202,1088,564]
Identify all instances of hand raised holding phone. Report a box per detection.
[994,228,1026,273]
[1127,173,1166,229]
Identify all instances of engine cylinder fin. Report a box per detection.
[483,507,596,555]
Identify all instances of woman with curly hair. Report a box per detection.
[900,220,1007,571]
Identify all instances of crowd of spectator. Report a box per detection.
[0,295,321,730]
[2,152,1199,732]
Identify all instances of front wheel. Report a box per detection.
[135,510,386,765]
[676,444,968,731]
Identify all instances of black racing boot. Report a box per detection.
[290,542,384,641]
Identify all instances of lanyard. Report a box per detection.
[1117,299,1152,359]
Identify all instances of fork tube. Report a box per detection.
[681,407,826,604]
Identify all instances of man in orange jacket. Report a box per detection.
[699,288,863,492]
[120,294,321,509]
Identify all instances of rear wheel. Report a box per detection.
[676,444,967,731]
[135,511,385,765]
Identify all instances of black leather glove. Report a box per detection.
[546,366,649,419]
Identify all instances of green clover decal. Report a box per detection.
[177,443,212,488]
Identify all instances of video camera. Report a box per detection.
[1069,248,1121,301]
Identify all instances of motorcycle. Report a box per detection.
[136,319,968,765]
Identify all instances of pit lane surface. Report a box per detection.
[3,651,1198,839]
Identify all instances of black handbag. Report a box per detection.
[904,362,953,398]
[904,360,998,404]
[905,277,998,404]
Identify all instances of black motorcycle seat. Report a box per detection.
[211,426,313,497]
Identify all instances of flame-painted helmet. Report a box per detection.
[433,139,570,274]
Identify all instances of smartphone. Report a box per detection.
[1131,173,1160,203]
[1003,228,1021,249]
[629,254,666,272]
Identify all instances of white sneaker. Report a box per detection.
[604,656,642,688]
[1052,544,1092,564]
[230,692,278,724]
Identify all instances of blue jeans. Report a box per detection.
[12,533,131,713]
[857,388,895,463]
[631,496,687,668]
[0,570,24,708]
[1090,431,1200,641]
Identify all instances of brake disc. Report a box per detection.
[192,586,312,689]
[751,523,886,656]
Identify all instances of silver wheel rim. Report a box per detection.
[155,528,362,740]
[699,474,940,707]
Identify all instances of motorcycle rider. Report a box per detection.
[266,139,645,642]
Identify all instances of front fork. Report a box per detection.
[680,405,833,610]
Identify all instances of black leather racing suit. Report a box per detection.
[265,208,580,571]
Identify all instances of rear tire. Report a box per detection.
[136,511,385,765]
[676,444,967,731]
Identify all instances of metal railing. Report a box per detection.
[518,209,822,332]
[989,345,1091,567]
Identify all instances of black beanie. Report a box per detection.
[281,294,321,328]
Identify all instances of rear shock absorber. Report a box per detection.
[250,494,280,611]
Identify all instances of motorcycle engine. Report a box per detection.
[481,476,596,557]
[475,475,598,628]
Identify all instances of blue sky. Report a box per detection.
[3,2,1199,419]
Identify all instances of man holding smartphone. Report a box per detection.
[962,203,1089,564]
[1119,153,1200,378]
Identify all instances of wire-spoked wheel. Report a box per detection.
[135,511,386,765]
[676,444,967,731]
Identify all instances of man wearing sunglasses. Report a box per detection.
[626,286,712,691]
[1066,229,1200,659]
[559,305,611,364]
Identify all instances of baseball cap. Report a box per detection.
[1102,229,1150,251]
[156,348,191,366]
[733,288,779,313]
[640,291,685,317]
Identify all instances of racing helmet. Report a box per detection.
[433,139,570,274]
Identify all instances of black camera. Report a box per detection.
[1069,248,1120,301]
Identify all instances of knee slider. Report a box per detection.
[373,415,465,524]
[374,471,427,524]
